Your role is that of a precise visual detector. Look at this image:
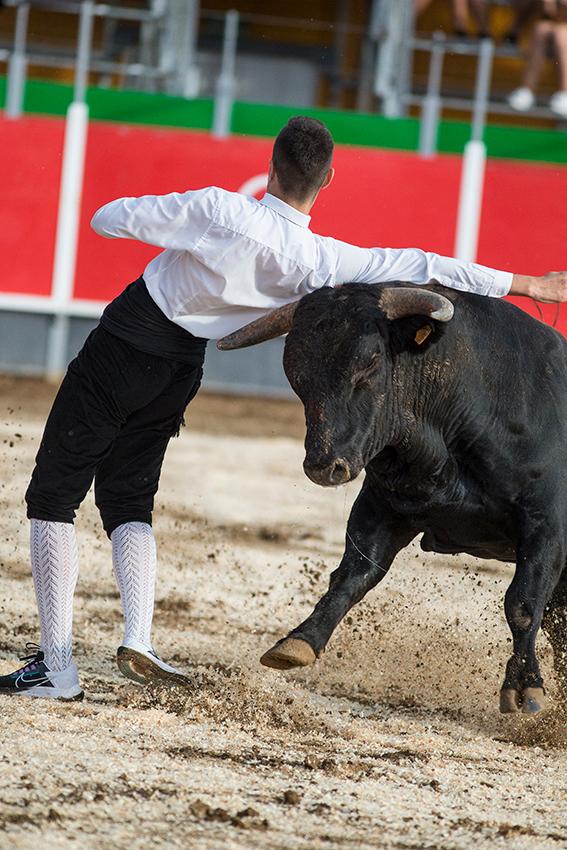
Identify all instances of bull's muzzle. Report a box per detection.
[303,457,352,487]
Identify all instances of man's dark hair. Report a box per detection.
[272,116,334,202]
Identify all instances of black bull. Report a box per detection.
[218,283,567,714]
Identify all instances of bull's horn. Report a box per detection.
[379,286,454,322]
[216,301,298,350]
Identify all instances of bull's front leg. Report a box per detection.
[260,485,415,670]
[500,509,566,715]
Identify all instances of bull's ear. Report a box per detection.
[389,315,445,355]
[379,287,454,322]
[414,324,433,346]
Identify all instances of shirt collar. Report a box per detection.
[259,192,311,228]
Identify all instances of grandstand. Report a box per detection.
[1,1,565,120]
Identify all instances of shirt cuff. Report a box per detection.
[487,270,513,298]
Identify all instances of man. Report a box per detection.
[1,116,566,701]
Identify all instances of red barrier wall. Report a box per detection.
[1,114,566,331]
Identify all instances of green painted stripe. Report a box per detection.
[0,76,214,129]
[2,76,567,165]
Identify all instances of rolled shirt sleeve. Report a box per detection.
[327,239,513,298]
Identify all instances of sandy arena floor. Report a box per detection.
[0,375,566,850]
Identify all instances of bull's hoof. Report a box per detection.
[260,637,317,670]
[499,687,547,714]
[500,688,521,714]
[521,687,547,715]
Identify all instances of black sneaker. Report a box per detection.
[0,644,83,701]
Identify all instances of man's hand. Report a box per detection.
[510,272,567,304]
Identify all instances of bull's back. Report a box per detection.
[450,289,567,364]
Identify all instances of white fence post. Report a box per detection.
[454,140,487,262]
[5,1,30,119]
[418,31,445,159]
[454,38,494,262]
[212,9,239,139]
[46,0,94,380]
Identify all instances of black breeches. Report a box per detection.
[25,326,203,537]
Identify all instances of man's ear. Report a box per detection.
[321,167,335,191]
[268,160,275,181]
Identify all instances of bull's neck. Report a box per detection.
[386,350,459,468]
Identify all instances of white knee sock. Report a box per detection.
[111,522,156,647]
[30,519,79,672]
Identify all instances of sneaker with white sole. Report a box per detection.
[116,637,190,686]
[0,644,83,701]
[549,91,567,118]
[507,87,535,112]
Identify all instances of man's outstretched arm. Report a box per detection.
[90,188,218,251]
[326,238,567,304]
[509,272,567,303]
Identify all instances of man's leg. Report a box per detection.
[111,521,156,649]
[95,362,203,685]
[30,519,79,672]
[0,328,178,699]
[0,332,120,698]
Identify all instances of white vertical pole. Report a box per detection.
[418,32,445,159]
[5,1,30,119]
[47,1,94,380]
[212,9,239,139]
[177,0,200,97]
[454,140,486,262]
[453,38,494,262]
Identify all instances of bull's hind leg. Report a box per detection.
[261,486,414,670]
[501,520,565,715]
[542,568,567,703]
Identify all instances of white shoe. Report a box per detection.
[116,637,189,686]
[0,646,83,701]
[507,87,535,112]
[549,91,567,118]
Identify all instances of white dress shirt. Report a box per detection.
[91,187,513,339]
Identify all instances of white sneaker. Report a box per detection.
[507,87,535,112]
[116,637,190,686]
[549,91,567,118]
[0,646,83,701]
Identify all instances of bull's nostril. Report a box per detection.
[330,460,350,484]
[303,457,351,486]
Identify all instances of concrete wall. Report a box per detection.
[0,312,293,397]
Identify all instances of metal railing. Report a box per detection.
[410,32,564,121]
[2,0,175,112]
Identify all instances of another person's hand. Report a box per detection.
[510,271,567,302]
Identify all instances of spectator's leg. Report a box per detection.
[468,0,490,38]
[452,0,471,35]
[523,19,554,91]
[509,17,554,109]
[504,0,538,44]
[414,0,434,18]
[549,23,567,116]
[553,23,567,90]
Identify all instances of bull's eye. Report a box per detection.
[353,353,380,387]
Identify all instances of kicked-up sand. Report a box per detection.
[0,376,566,850]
